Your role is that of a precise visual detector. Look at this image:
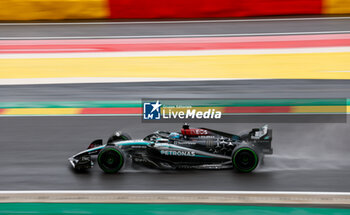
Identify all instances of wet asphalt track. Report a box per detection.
[1,80,350,191]
[1,116,350,191]
[0,16,350,38]
[1,80,350,101]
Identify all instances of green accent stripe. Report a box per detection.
[161,99,348,107]
[195,155,213,158]
[117,142,150,146]
[0,101,141,109]
[0,99,347,109]
[0,203,349,215]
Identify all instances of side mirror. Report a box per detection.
[87,139,103,149]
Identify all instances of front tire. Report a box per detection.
[98,147,124,173]
[232,147,259,173]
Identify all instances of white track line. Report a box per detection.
[0,190,349,195]
[1,16,350,25]
[324,71,350,73]
[1,47,349,59]
[1,31,350,40]
[0,34,350,44]
[0,190,349,204]
[0,78,259,85]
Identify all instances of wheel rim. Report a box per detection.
[106,157,115,165]
[233,148,258,172]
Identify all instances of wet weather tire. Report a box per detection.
[232,147,259,173]
[98,147,124,174]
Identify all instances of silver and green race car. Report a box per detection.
[69,124,273,173]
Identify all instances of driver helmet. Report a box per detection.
[169,132,180,139]
[182,123,190,129]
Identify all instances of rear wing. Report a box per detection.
[248,125,273,154]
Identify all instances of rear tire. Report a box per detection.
[98,147,124,173]
[232,147,259,173]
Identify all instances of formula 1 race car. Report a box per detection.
[69,124,273,173]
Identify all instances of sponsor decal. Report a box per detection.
[143,100,222,120]
[143,100,162,120]
[131,145,147,149]
[198,135,216,139]
[163,109,221,119]
[133,158,146,162]
[160,150,195,157]
[182,128,208,136]
[175,141,197,145]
